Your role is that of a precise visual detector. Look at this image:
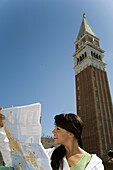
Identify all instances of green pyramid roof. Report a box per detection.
[77,13,96,40]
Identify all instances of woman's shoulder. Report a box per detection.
[90,154,103,162]
[85,154,104,170]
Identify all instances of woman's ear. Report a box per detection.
[68,132,74,138]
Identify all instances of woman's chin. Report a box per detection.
[54,139,60,145]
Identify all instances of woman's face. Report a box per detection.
[52,125,71,145]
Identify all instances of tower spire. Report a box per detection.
[77,13,96,40]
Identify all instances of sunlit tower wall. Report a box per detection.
[73,14,113,161]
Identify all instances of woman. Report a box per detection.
[46,113,104,170]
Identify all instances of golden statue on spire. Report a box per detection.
[83,13,86,17]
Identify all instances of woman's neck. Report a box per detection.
[64,139,84,159]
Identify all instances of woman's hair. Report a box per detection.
[51,113,83,170]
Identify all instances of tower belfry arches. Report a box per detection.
[73,14,113,161]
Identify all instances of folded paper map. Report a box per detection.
[2,103,51,170]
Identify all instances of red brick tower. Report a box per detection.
[73,13,113,161]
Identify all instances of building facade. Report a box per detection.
[73,13,113,161]
[41,135,55,149]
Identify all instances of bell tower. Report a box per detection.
[73,13,113,161]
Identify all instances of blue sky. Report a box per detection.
[0,0,113,136]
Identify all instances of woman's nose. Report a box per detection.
[52,129,56,134]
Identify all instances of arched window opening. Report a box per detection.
[91,51,93,56]
[85,52,87,57]
[77,58,80,64]
[99,55,102,61]
[96,54,98,59]
[82,54,84,59]
[94,52,95,57]
[80,56,82,61]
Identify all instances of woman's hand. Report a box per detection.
[0,107,4,128]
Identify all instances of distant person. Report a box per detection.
[46,113,104,170]
[0,108,13,167]
[108,150,113,162]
